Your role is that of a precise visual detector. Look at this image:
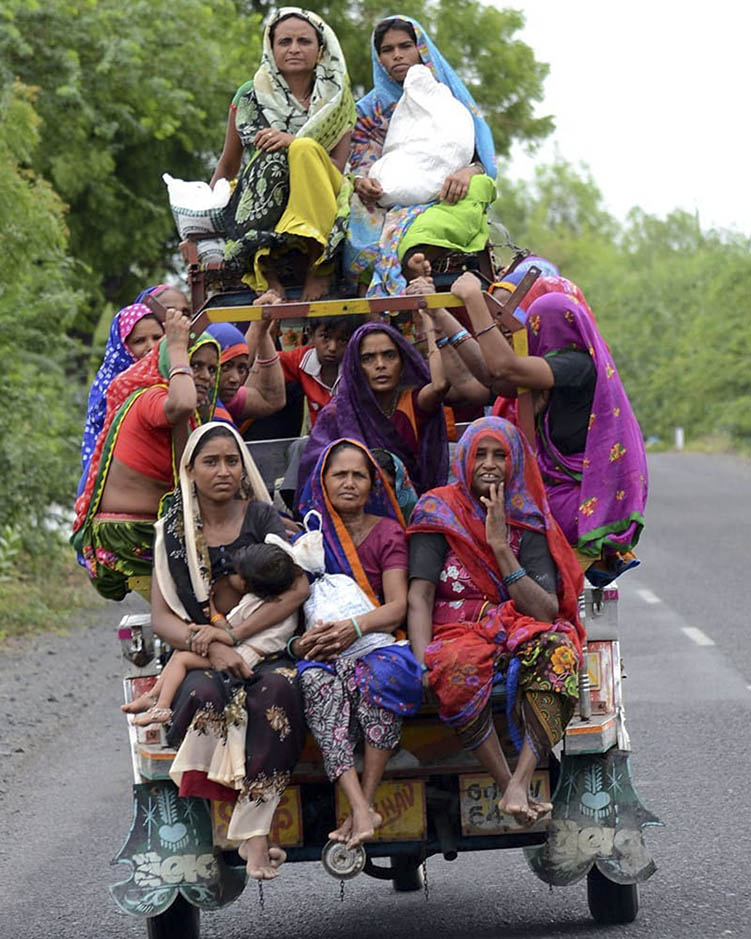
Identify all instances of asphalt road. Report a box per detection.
[1,452,749,939]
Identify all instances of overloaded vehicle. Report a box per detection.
[109,250,659,939]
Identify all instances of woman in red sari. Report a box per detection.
[407,417,585,825]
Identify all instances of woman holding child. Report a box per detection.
[146,422,310,880]
[295,439,422,848]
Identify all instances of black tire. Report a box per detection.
[391,854,423,893]
[587,866,639,924]
[146,893,200,939]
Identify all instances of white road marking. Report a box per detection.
[636,588,661,604]
[681,626,715,647]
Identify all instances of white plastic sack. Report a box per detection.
[368,64,475,208]
[162,173,231,239]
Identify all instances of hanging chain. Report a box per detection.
[257,880,265,912]
[339,879,346,903]
[422,859,430,902]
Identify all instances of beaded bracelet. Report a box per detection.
[351,617,363,639]
[435,335,450,349]
[475,323,497,338]
[503,567,527,587]
[169,365,193,380]
[448,328,470,347]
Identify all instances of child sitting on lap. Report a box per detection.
[123,543,302,725]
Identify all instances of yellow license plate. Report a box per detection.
[336,779,426,841]
[211,786,303,849]
[459,771,550,835]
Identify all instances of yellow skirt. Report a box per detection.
[249,137,342,291]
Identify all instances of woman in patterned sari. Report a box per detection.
[407,417,585,825]
[450,272,647,581]
[151,422,309,881]
[211,7,355,300]
[346,14,497,296]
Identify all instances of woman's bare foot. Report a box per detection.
[238,835,281,880]
[346,805,382,849]
[405,251,432,281]
[498,780,536,827]
[121,689,157,714]
[300,269,331,301]
[328,814,353,844]
[132,706,172,726]
[528,797,553,821]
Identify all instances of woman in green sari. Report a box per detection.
[211,8,356,300]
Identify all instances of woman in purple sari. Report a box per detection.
[451,272,647,580]
[296,321,449,505]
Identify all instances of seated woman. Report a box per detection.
[297,321,450,502]
[206,316,286,429]
[212,8,355,300]
[346,15,497,296]
[78,302,165,497]
[448,272,647,578]
[150,423,309,880]
[72,310,220,600]
[408,417,585,824]
[295,440,422,848]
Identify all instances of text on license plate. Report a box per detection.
[337,779,426,841]
[459,771,550,835]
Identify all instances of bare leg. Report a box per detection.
[239,835,283,880]
[404,251,432,281]
[121,675,161,713]
[330,768,382,850]
[498,738,551,823]
[132,652,210,725]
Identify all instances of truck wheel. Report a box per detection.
[146,893,200,939]
[587,866,638,924]
[391,854,423,893]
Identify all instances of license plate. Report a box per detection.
[459,771,550,835]
[211,786,303,849]
[336,779,426,841]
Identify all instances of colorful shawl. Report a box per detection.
[298,438,404,607]
[297,322,449,500]
[526,293,647,555]
[78,302,162,496]
[346,14,496,296]
[153,422,272,625]
[72,332,220,537]
[409,417,584,648]
[224,7,355,271]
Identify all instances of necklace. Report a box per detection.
[379,388,400,419]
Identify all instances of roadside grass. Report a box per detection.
[0,545,105,642]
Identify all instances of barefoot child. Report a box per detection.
[123,543,302,725]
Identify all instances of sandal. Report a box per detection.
[132,706,173,727]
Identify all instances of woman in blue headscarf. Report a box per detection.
[346,15,497,296]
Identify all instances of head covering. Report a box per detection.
[359,14,496,177]
[298,438,404,606]
[235,7,355,153]
[134,284,171,304]
[297,321,449,498]
[153,422,271,624]
[409,417,585,646]
[73,332,221,534]
[526,293,647,555]
[207,322,249,365]
[514,255,559,279]
[77,303,163,496]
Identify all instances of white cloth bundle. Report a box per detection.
[368,65,475,208]
[162,173,231,238]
